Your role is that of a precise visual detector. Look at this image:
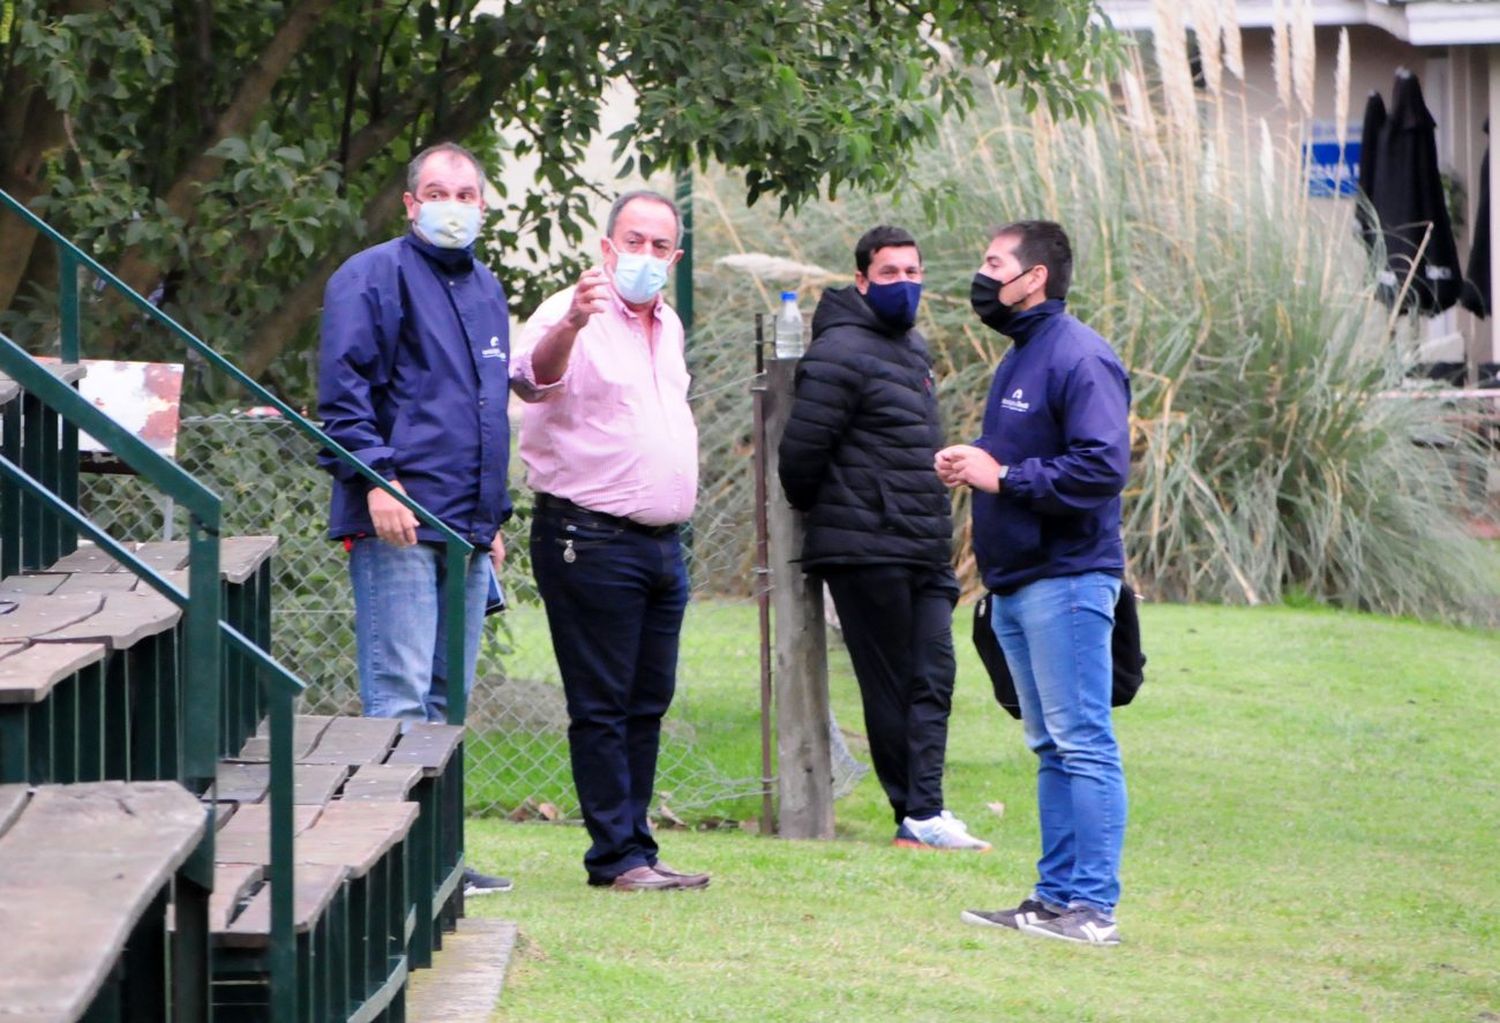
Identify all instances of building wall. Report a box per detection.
[1228,25,1493,362]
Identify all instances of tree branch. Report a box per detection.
[109,0,337,298]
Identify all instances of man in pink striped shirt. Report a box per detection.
[511,190,707,891]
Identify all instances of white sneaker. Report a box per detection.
[895,810,992,852]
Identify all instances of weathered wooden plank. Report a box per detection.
[0,781,206,1022]
[131,541,192,573]
[0,642,107,705]
[215,761,270,804]
[384,723,465,778]
[0,593,106,643]
[213,802,323,865]
[299,716,402,767]
[214,802,238,831]
[297,801,418,878]
[293,763,349,806]
[38,361,88,386]
[45,543,123,574]
[341,763,423,802]
[0,785,30,839]
[208,863,263,933]
[0,575,67,596]
[52,572,140,594]
[237,714,333,761]
[220,536,279,584]
[33,591,181,650]
[219,863,347,948]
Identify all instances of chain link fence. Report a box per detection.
[79,322,868,823]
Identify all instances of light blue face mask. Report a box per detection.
[415,199,482,249]
[608,240,671,304]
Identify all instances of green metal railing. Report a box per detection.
[0,186,476,726]
[0,357,305,1021]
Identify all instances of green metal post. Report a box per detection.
[58,250,79,363]
[20,393,42,569]
[184,519,221,786]
[57,249,79,555]
[267,684,297,1022]
[1,401,18,576]
[675,172,694,338]
[443,545,469,726]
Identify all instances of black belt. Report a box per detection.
[533,493,680,538]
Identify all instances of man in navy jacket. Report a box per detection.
[318,142,551,895]
[938,220,1132,945]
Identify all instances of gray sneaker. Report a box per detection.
[961,897,1064,931]
[463,867,514,895]
[1017,904,1121,946]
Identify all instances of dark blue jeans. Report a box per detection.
[530,503,689,883]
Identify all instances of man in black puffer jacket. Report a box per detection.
[777,225,990,852]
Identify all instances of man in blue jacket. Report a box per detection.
[318,141,552,895]
[937,220,1132,945]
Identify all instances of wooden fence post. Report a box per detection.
[763,357,835,839]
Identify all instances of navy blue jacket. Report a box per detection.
[971,299,1131,593]
[317,232,513,547]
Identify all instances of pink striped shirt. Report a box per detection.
[511,286,698,526]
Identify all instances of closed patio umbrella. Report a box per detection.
[1462,119,1489,318]
[1371,69,1463,314]
[1356,90,1386,248]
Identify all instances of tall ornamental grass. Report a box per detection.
[687,10,1498,623]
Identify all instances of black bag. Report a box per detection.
[973,582,1146,720]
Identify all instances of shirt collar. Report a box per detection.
[405,229,476,273]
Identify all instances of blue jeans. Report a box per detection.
[992,571,1126,914]
[530,503,689,883]
[348,538,490,724]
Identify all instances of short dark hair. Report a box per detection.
[990,220,1073,299]
[855,225,920,275]
[605,190,682,246]
[407,142,487,194]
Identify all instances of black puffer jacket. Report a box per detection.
[777,286,953,569]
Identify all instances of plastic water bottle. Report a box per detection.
[773,291,805,359]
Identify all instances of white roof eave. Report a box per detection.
[1097,0,1500,46]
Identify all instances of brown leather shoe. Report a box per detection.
[608,866,683,891]
[651,862,711,888]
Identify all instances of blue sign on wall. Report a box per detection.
[1304,122,1360,197]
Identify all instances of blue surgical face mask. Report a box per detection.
[863,279,923,328]
[415,199,482,249]
[608,240,672,305]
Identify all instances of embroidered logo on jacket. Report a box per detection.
[1001,387,1031,413]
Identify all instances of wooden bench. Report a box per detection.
[0,362,88,577]
[0,781,210,1023]
[10,534,281,767]
[207,721,430,1023]
[0,588,185,783]
[0,641,107,784]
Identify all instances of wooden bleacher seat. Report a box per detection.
[340,763,423,802]
[0,781,208,1023]
[385,723,465,780]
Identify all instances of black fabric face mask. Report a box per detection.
[970,268,1031,333]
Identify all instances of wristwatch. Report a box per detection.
[996,464,1009,492]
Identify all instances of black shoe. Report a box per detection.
[463,867,514,895]
[960,897,1063,931]
[1018,904,1121,946]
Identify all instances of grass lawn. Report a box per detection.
[466,602,1500,1022]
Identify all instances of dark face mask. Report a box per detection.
[970,268,1033,334]
[863,279,923,329]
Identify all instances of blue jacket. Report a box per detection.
[317,232,513,547]
[971,299,1131,593]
